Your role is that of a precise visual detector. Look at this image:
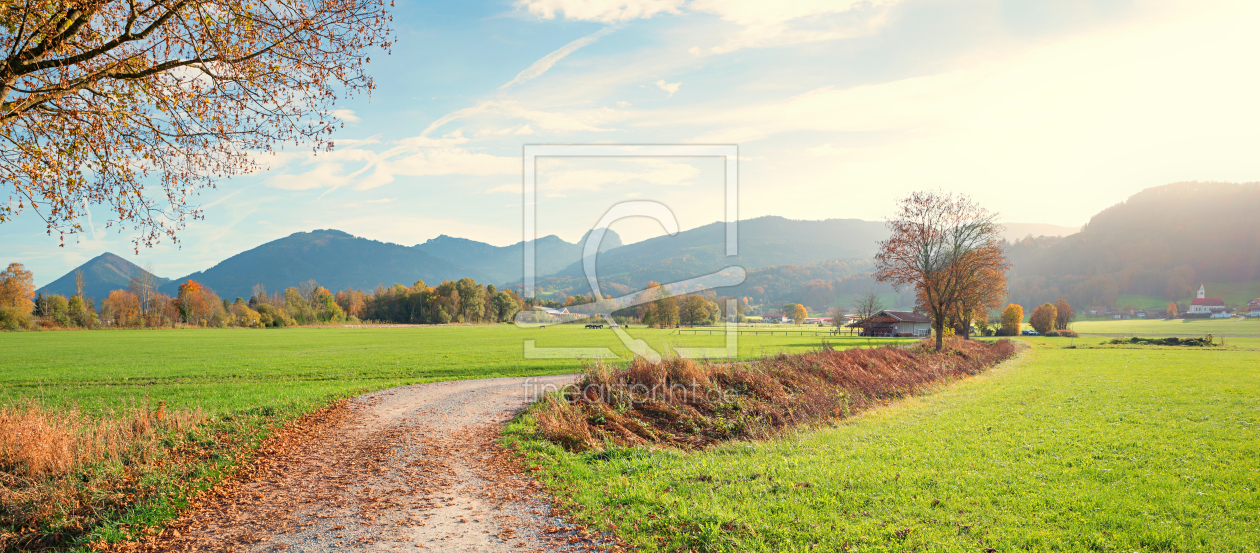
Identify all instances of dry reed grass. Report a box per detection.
[0,400,201,551]
[534,338,1020,451]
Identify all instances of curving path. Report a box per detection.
[153,375,621,552]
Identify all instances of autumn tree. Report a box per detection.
[0,262,36,312]
[852,289,883,332]
[1,0,392,246]
[101,289,141,326]
[792,304,808,325]
[1029,303,1057,334]
[128,263,158,315]
[874,191,1009,351]
[1053,298,1073,330]
[1001,303,1024,336]
[829,305,847,329]
[680,295,711,326]
[1167,301,1179,319]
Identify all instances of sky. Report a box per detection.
[6,0,1260,287]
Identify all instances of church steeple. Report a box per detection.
[1197,284,1206,299]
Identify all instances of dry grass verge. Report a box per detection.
[534,338,1020,451]
[0,398,336,552]
[0,401,201,551]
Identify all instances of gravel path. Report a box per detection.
[153,375,621,553]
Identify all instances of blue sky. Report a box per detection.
[6,0,1260,287]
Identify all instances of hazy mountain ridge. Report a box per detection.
[1006,181,1260,309]
[528,216,889,294]
[416,228,622,285]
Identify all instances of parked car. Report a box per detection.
[1021,330,1040,336]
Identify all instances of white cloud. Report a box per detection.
[420,100,612,138]
[357,148,519,190]
[655,79,681,96]
[688,0,901,54]
[517,0,684,22]
[537,158,701,193]
[329,109,361,123]
[269,163,351,191]
[485,183,521,194]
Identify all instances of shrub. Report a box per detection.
[0,306,34,331]
[1043,329,1078,338]
[532,338,1022,451]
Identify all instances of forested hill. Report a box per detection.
[161,230,490,301]
[416,228,621,285]
[1006,181,1260,309]
[37,253,169,304]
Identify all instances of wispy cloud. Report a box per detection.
[500,26,617,91]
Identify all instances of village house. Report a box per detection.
[856,310,932,338]
[1249,299,1260,318]
[1209,307,1235,319]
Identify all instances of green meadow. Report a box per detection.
[1071,317,1260,338]
[506,341,1260,552]
[0,325,891,413]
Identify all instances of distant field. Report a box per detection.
[1072,317,1260,337]
[509,342,1260,552]
[0,325,896,413]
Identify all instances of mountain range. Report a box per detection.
[35,181,1260,311]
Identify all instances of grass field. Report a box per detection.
[0,325,911,549]
[506,341,1260,552]
[0,325,902,413]
[1071,317,1260,338]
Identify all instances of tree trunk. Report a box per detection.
[935,320,945,351]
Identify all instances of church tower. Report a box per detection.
[1198,285,1206,299]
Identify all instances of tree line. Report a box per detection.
[0,261,533,330]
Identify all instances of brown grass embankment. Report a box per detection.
[0,401,200,550]
[533,338,1020,451]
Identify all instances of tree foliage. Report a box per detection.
[874,191,1009,350]
[1029,303,1057,334]
[1,0,392,246]
[1000,303,1023,336]
[0,262,35,312]
[1053,298,1073,329]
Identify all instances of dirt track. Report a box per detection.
[152,375,621,552]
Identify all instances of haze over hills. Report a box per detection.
[531,217,890,295]
[1005,181,1260,310]
[36,253,169,303]
[1001,223,1080,242]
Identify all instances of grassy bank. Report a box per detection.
[504,342,1260,552]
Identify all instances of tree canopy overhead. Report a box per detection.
[1,0,392,247]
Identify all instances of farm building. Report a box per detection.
[857,310,931,337]
[1249,299,1260,317]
